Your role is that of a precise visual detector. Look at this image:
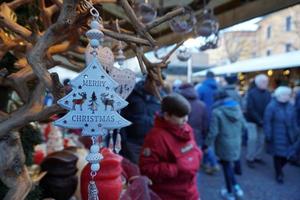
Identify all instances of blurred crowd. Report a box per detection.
[120,72,300,200]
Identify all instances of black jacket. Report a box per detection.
[120,80,162,163]
[246,86,271,126]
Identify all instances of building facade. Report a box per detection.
[206,4,300,65]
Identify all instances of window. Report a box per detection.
[285,43,292,52]
[267,26,272,39]
[286,16,292,31]
[266,50,271,56]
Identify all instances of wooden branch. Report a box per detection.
[102,28,151,46]
[0,81,64,138]
[94,0,117,3]
[0,111,8,122]
[146,7,185,30]
[133,45,147,74]
[39,0,52,28]
[161,41,184,64]
[8,66,34,102]
[47,31,80,57]
[119,0,156,46]
[0,14,33,42]
[6,0,33,10]
[51,0,63,8]
[27,0,79,91]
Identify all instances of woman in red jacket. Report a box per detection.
[139,94,203,200]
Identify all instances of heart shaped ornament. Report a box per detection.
[109,67,136,99]
[85,44,114,73]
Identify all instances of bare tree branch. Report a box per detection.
[27,0,79,90]
[7,0,34,10]
[102,28,151,46]
[0,81,65,138]
[146,7,185,30]
[119,0,156,46]
[0,14,33,42]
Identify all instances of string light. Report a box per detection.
[267,70,273,76]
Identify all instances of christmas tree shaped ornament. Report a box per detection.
[53,2,131,199]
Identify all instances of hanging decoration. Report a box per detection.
[177,46,192,62]
[115,19,126,67]
[169,6,196,34]
[53,1,131,199]
[195,0,219,51]
[133,0,157,24]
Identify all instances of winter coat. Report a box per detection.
[222,85,242,106]
[264,99,298,157]
[121,80,161,163]
[295,91,300,125]
[246,86,271,126]
[179,84,209,146]
[197,78,218,117]
[139,116,202,200]
[205,99,246,161]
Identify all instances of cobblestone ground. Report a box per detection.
[197,149,300,200]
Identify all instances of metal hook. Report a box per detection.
[90,7,100,18]
[83,0,100,19]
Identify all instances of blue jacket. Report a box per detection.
[197,78,218,117]
[120,80,161,163]
[295,91,300,125]
[264,99,298,157]
[246,86,271,126]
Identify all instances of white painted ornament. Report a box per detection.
[53,3,133,198]
[85,44,115,73]
[54,57,131,136]
[109,67,135,99]
[85,45,136,100]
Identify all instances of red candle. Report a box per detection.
[33,150,45,165]
[81,148,123,200]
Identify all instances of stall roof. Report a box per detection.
[105,0,300,56]
[193,51,300,76]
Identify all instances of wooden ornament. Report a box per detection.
[85,44,115,73]
[109,67,136,99]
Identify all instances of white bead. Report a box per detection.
[91,163,100,172]
[90,144,100,153]
[90,39,100,48]
[91,20,100,29]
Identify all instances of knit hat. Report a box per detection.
[161,93,191,117]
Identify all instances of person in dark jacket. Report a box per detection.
[222,74,242,106]
[288,137,300,161]
[205,89,246,200]
[197,71,218,118]
[121,77,162,164]
[295,90,300,126]
[139,94,202,200]
[245,74,271,168]
[179,83,219,174]
[178,83,208,146]
[264,86,298,184]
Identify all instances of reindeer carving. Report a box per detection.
[100,93,115,111]
[72,92,87,111]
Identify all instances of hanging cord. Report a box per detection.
[82,0,103,22]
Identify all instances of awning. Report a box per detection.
[193,50,300,77]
